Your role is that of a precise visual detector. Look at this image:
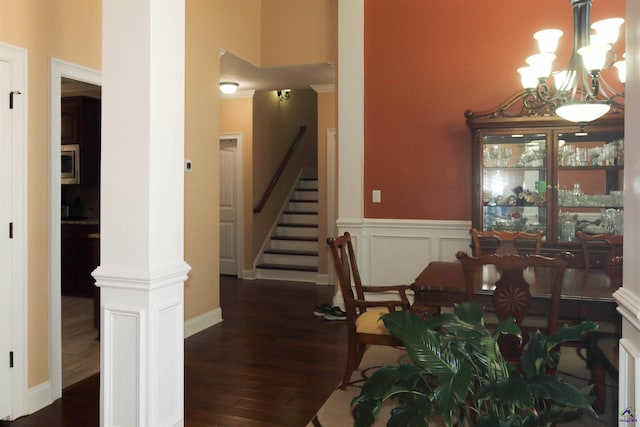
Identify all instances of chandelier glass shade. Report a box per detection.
[517,0,625,123]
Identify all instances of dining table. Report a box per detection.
[410,260,621,328]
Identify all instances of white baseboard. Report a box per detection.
[184,307,223,338]
[26,380,53,416]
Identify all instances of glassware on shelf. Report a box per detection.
[559,144,575,166]
[575,147,588,166]
[601,208,623,235]
[500,147,512,167]
[559,213,577,241]
[603,143,617,166]
[610,190,623,207]
[589,146,603,166]
[615,139,624,165]
[489,145,500,167]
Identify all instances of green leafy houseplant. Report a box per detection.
[351,301,598,427]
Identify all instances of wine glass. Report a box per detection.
[501,147,512,167]
[489,145,500,167]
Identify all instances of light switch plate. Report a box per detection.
[372,189,381,203]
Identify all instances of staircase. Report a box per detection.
[256,173,319,282]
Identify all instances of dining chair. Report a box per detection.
[327,232,411,389]
[576,230,623,279]
[589,335,619,415]
[455,250,572,365]
[470,228,544,257]
[584,252,623,415]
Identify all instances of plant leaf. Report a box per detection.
[546,322,598,349]
[453,300,485,325]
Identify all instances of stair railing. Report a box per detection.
[253,126,307,213]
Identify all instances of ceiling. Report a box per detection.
[220,51,335,92]
[61,51,335,96]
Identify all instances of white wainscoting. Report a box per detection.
[615,287,640,418]
[336,218,472,287]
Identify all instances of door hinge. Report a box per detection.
[9,352,13,368]
[9,222,13,239]
[9,91,21,109]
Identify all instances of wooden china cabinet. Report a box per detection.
[465,90,624,268]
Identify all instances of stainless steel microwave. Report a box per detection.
[61,144,80,184]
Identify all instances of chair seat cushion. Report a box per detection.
[356,308,392,335]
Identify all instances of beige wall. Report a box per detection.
[0,0,102,387]
[220,97,254,270]
[183,0,262,320]
[0,0,337,390]
[260,0,338,67]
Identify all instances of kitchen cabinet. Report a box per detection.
[466,90,624,266]
[62,223,100,298]
[61,96,101,186]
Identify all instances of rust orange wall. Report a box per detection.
[364,0,625,220]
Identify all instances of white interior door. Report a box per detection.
[219,138,239,275]
[0,57,13,420]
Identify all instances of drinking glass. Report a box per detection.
[489,145,500,167]
[501,147,512,167]
[576,147,588,166]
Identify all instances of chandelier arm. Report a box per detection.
[596,75,623,100]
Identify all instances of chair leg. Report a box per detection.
[339,342,367,390]
[591,361,606,414]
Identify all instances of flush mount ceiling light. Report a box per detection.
[517,0,625,123]
[219,82,239,94]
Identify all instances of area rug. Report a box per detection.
[307,345,616,427]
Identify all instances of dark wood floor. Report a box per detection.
[4,277,346,427]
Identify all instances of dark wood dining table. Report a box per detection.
[410,261,621,327]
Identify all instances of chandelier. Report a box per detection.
[517,0,625,123]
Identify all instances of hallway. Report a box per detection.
[5,277,344,426]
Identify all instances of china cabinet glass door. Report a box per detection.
[555,131,624,242]
[480,133,548,238]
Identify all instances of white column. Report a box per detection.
[337,0,364,225]
[614,0,640,415]
[96,1,190,426]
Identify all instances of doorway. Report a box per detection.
[49,58,101,398]
[219,134,244,277]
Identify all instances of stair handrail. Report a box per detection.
[253,126,307,213]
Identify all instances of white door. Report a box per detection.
[0,57,14,420]
[219,138,239,275]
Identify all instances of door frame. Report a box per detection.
[0,41,27,421]
[48,58,101,400]
[326,128,337,285]
[219,133,244,277]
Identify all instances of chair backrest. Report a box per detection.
[470,228,543,257]
[576,230,623,270]
[327,232,365,316]
[455,251,572,337]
